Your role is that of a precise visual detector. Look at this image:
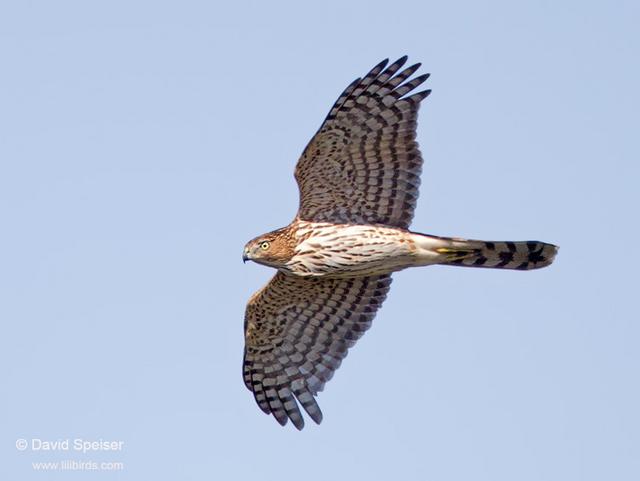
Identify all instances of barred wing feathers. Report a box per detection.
[295,56,431,229]
[243,272,392,429]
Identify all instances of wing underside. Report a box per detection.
[294,56,431,229]
[243,272,392,429]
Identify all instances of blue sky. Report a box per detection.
[1,1,638,479]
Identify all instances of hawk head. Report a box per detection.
[243,227,295,268]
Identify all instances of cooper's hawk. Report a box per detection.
[242,57,557,429]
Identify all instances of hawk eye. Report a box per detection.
[260,241,270,250]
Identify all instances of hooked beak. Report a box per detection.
[242,249,250,263]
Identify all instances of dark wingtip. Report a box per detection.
[347,76,362,88]
[391,56,409,71]
[411,89,432,102]
[307,406,323,425]
[289,413,305,430]
[274,414,288,427]
[377,58,390,68]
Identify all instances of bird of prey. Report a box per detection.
[242,56,557,430]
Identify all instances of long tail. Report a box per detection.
[414,234,558,270]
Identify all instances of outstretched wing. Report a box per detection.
[294,56,431,229]
[243,272,392,429]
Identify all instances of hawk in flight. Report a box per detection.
[242,57,557,429]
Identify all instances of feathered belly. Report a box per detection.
[284,224,417,277]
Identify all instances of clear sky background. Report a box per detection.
[1,1,638,480]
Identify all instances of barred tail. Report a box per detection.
[414,234,558,270]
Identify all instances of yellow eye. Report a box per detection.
[260,241,270,250]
